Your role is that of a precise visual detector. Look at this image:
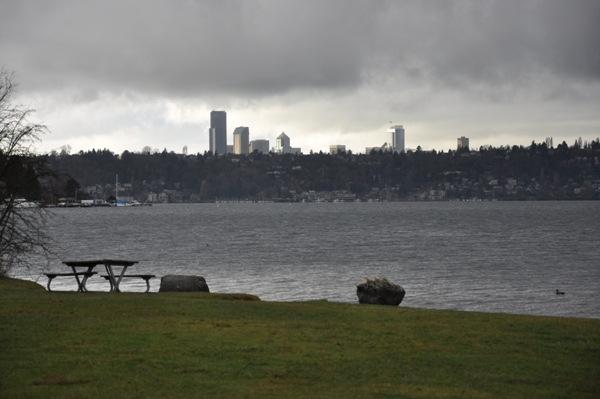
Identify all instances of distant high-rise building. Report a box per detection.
[388,125,405,153]
[250,139,270,153]
[457,136,469,150]
[210,111,227,155]
[330,145,346,154]
[274,132,301,154]
[233,127,250,155]
[275,132,290,153]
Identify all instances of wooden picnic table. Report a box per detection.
[62,259,139,292]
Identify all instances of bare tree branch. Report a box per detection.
[0,68,56,276]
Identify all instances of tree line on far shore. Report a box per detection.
[39,138,600,203]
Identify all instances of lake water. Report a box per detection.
[15,201,600,319]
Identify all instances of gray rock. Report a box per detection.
[356,276,405,306]
[159,275,210,293]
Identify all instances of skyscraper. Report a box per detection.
[210,111,227,155]
[233,126,249,155]
[388,125,405,153]
[275,132,290,153]
[457,136,469,150]
[273,132,301,154]
[250,139,269,153]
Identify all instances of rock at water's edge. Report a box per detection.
[159,275,210,293]
[356,276,405,306]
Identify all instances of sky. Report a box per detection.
[2,0,599,155]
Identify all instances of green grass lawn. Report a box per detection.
[1,276,598,398]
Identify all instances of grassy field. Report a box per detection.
[1,276,598,399]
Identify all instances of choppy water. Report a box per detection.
[15,201,600,319]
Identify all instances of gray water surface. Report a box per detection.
[17,201,600,319]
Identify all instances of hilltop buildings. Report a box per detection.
[72,137,600,203]
[366,125,406,154]
[208,111,413,155]
[208,111,274,155]
[366,143,389,153]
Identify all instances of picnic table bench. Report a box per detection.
[100,274,156,293]
[43,271,98,292]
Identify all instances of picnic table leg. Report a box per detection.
[103,266,115,291]
[71,266,86,292]
[114,266,128,292]
[80,267,94,292]
[142,276,151,293]
[104,264,116,292]
[46,275,55,292]
[105,264,129,292]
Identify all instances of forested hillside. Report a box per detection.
[37,140,600,202]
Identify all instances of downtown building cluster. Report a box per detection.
[209,111,416,156]
[209,111,300,156]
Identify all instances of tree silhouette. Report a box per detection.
[0,70,56,276]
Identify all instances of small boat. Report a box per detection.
[14,199,38,208]
[555,289,565,295]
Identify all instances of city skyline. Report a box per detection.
[208,111,406,155]
[1,2,598,155]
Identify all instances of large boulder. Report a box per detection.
[159,275,210,293]
[356,276,405,306]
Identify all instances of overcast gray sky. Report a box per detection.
[2,0,599,154]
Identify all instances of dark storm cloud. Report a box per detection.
[2,0,598,99]
[1,1,382,96]
[369,1,600,91]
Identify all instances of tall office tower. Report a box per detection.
[387,125,405,153]
[233,127,250,155]
[275,132,291,153]
[210,111,227,155]
[273,132,301,154]
[250,139,270,153]
[457,136,470,150]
